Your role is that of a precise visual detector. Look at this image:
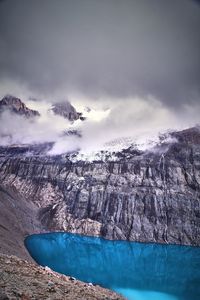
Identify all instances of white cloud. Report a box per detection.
[48,96,200,155]
[0,94,200,156]
[0,108,71,146]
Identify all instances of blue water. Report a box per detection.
[25,233,200,300]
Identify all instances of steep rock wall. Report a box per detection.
[0,128,200,246]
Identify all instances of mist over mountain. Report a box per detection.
[0,94,199,158]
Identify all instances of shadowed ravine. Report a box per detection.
[25,233,200,300]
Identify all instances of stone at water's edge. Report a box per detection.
[24,232,200,300]
[0,126,200,246]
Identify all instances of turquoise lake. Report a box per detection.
[25,233,200,300]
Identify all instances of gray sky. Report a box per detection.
[0,0,200,108]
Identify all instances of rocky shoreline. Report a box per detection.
[0,254,124,300]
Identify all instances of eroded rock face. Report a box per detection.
[0,95,40,118]
[0,127,200,246]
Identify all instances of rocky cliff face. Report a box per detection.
[0,127,200,246]
[0,95,40,118]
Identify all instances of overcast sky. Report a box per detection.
[0,0,200,152]
[0,0,200,106]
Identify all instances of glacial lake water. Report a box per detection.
[25,233,200,300]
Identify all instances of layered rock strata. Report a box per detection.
[0,127,200,246]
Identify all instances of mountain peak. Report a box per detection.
[51,100,85,121]
[0,95,40,118]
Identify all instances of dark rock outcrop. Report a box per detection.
[0,127,200,246]
[0,95,40,118]
[51,101,85,122]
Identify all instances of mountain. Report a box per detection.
[51,101,85,121]
[0,95,40,118]
[0,126,200,247]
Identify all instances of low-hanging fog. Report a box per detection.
[0,95,200,155]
